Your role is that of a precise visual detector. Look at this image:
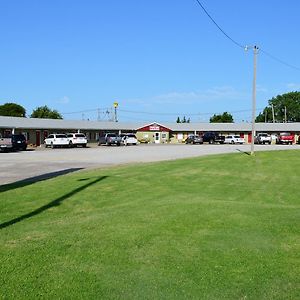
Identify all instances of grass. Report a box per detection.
[0,150,299,299]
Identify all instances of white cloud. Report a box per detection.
[57,96,70,104]
[256,85,268,93]
[121,86,251,116]
[153,86,247,105]
[286,83,300,90]
[153,91,200,104]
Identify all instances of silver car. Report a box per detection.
[224,135,245,144]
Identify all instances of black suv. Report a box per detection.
[202,132,225,144]
[11,134,27,151]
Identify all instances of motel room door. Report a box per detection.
[36,131,41,146]
[154,132,160,143]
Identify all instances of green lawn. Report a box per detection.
[0,150,299,299]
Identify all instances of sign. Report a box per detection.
[149,126,160,131]
[136,123,171,132]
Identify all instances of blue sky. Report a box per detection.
[1,0,299,123]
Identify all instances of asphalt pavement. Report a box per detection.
[0,143,299,185]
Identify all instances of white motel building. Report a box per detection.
[1,115,300,145]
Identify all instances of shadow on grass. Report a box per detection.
[0,168,84,193]
[0,176,108,230]
[236,148,251,156]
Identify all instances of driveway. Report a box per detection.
[0,143,299,185]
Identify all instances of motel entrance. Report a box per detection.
[136,122,171,144]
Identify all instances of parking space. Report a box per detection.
[0,143,299,185]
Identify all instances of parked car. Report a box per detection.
[278,132,294,145]
[224,135,245,144]
[138,137,150,144]
[11,134,27,151]
[66,133,87,147]
[202,132,225,144]
[120,133,138,146]
[44,133,70,148]
[0,134,13,152]
[185,134,203,144]
[98,133,122,146]
[254,133,271,144]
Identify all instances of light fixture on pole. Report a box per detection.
[245,45,259,155]
[113,102,119,122]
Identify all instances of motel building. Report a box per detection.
[1,116,300,146]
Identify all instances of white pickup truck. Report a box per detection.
[255,133,271,144]
[0,135,13,151]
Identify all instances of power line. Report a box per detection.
[194,0,300,71]
[119,107,264,116]
[260,48,300,72]
[194,0,244,49]
[119,109,195,116]
[63,105,265,120]
[62,108,98,115]
[62,107,111,115]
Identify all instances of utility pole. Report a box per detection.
[265,109,267,123]
[284,106,287,123]
[250,45,258,156]
[272,104,275,123]
[97,108,101,121]
[105,109,111,121]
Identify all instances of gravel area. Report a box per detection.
[0,143,299,185]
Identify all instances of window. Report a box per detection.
[177,133,183,140]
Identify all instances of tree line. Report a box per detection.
[1,91,300,121]
[255,91,300,123]
[177,91,300,123]
[0,103,63,119]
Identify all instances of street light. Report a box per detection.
[245,45,259,155]
[113,102,119,122]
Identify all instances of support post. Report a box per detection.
[251,46,258,155]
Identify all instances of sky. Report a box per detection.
[1,0,300,123]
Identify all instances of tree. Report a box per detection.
[30,105,63,119]
[0,102,26,117]
[176,116,191,123]
[255,107,273,123]
[256,91,300,122]
[210,112,234,123]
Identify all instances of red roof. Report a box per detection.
[136,122,171,132]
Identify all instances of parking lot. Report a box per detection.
[0,143,299,185]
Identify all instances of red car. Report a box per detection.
[278,132,294,145]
